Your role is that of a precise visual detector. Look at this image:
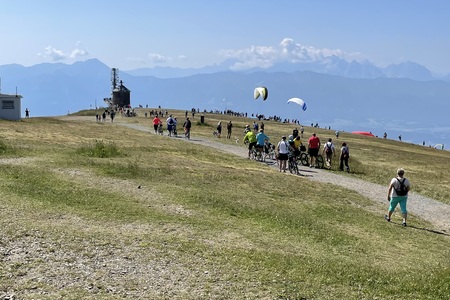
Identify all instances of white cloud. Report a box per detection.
[69,48,88,59]
[39,43,89,62]
[220,38,366,70]
[148,53,168,63]
[42,46,66,61]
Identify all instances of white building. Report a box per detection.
[0,93,22,120]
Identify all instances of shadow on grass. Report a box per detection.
[408,225,450,236]
[388,220,449,236]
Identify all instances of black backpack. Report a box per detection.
[394,178,408,196]
[325,143,333,154]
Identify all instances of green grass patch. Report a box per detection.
[76,139,123,158]
[0,111,449,299]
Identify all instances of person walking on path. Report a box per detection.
[226,121,233,139]
[166,114,175,136]
[307,133,321,168]
[152,115,162,133]
[183,117,192,139]
[339,142,350,172]
[322,138,336,169]
[277,136,290,172]
[216,121,222,138]
[385,168,411,226]
[255,129,269,157]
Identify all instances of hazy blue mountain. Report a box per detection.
[0,58,449,147]
[124,56,443,81]
[383,61,435,81]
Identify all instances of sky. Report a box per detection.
[1,0,450,75]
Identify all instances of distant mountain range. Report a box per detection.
[0,58,449,147]
[126,56,450,82]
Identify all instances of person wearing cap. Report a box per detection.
[308,133,321,167]
[385,168,411,226]
[277,136,290,172]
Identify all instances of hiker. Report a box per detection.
[277,136,290,172]
[166,114,175,136]
[152,115,162,133]
[110,110,116,122]
[183,117,192,139]
[252,121,259,133]
[308,133,321,168]
[339,142,350,172]
[226,121,233,139]
[322,138,335,168]
[216,121,222,138]
[385,168,411,226]
[25,108,30,118]
[256,129,269,157]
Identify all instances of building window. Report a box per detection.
[2,100,15,109]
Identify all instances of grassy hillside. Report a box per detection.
[0,109,449,299]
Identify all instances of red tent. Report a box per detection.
[352,131,375,137]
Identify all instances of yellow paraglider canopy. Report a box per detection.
[254,87,268,101]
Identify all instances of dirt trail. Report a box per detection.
[65,116,450,234]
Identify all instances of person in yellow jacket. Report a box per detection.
[243,130,257,159]
[293,135,302,158]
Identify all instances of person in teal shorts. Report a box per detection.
[385,168,411,226]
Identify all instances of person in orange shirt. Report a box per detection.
[152,115,162,134]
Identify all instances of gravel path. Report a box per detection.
[62,117,450,234]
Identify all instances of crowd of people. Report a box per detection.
[151,113,192,139]
[95,107,412,227]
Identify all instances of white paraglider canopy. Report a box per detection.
[287,97,307,111]
[254,87,268,101]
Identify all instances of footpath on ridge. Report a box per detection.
[64,116,450,234]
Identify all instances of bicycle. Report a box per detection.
[299,146,324,169]
[251,146,265,162]
[299,151,324,169]
[288,153,299,174]
[264,141,276,160]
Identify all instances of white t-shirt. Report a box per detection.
[390,177,410,197]
[278,141,289,154]
[323,142,334,152]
